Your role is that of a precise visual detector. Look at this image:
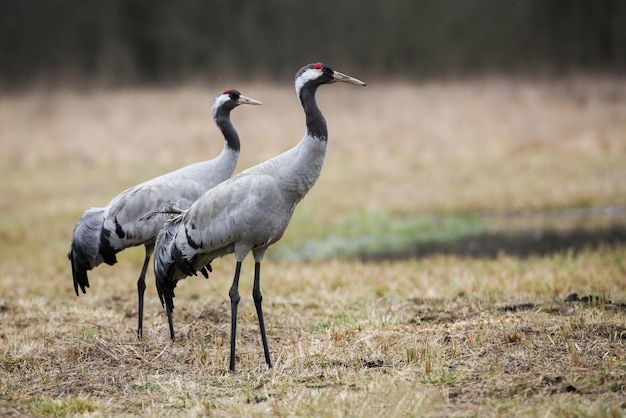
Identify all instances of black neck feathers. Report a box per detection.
[299,82,328,142]
[214,106,241,152]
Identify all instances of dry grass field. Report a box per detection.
[1,76,626,416]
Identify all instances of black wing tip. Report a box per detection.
[199,263,212,279]
[72,273,90,296]
[156,274,176,314]
[73,281,90,296]
[155,252,177,314]
[69,249,91,296]
[153,214,191,323]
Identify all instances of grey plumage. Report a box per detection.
[68,208,105,292]
[67,89,261,339]
[154,63,365,371]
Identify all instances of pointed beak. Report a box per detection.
[237,94,262,105]
[332,70,366,86]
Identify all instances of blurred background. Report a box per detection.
[1,0,626,266]
[1,0,625,88]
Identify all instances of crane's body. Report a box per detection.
[68,90,261,339]
[154,63,365,371]
[157,131,325,283]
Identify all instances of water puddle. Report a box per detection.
[366,206,626,260]
[276,207,626,260]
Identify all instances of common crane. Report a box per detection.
[68,89,261,339]
[153,63,365,371]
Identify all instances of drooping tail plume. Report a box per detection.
[154,211,186,313]
[68,208,105,296]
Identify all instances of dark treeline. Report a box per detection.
[1,0,625,88]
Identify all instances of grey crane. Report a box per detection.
[67,89,261,339]
[153,63,365,371]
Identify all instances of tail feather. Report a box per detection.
[69,246,90,295]
[154,213,187,313]
[154,211,214,333]
[199,263,212,278]
[68,208,105,296]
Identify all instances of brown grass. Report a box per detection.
[1,76,626,416]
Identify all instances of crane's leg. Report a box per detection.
[136,248,152,340]
[253,261,272,369]
[167,304,175,341]
[228,261,242,372]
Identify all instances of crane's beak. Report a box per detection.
[332,70,366,86]
[238,95,263,105]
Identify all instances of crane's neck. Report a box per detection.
[245,81,329,203]
[213,108,241,153]
[273,82,328,202]
[299,83,328,142]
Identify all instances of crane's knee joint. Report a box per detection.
[229,289,241,304]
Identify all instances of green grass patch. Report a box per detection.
[30,397,97,417]
[311,311,362,331]
[274,211,485,260]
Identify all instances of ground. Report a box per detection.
[1,76,625,416]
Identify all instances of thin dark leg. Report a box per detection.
[253,261,272,369]
[137,253,150,340]
[228,262,242,372]
[167,306,175,341]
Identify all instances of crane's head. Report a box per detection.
[295,63,366,96]
[212,89,262,118]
